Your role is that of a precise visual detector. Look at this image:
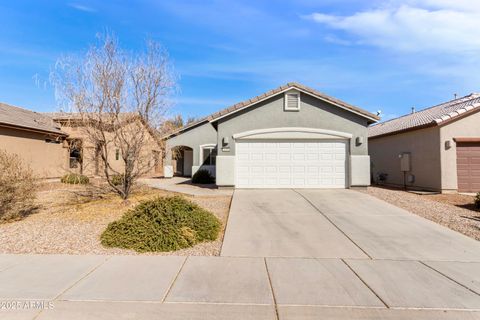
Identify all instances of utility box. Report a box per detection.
[399,153,411,172]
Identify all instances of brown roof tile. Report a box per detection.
[206,82,378,122]
[0,103,67,135]
[369,93,480,138]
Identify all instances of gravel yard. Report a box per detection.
[0,182,232,255]
[362,186,480,240]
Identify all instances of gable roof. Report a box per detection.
[0,102,67,136]
[46,112,162,145]
[165,82,379,139]
[369,93,480,139]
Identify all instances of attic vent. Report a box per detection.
[284,91,300,111]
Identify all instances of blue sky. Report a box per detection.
[1,0,479,121]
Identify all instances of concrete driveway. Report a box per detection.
[221,189,480,261]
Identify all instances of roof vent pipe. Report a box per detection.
[411,107,415,114]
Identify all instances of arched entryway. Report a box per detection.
[172,146,193,177]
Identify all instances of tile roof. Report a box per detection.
[369,93,480,138]
[44,112,136,121]
[165,82,379,138]
[0,102,67,135]
[207,82,379,122]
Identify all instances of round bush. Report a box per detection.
[100,196,221,252]
[475,192,480,210]
[61,173,89,184]
[191,169,215,184]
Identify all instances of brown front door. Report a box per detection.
[456,142,480,192]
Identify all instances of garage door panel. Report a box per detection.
[236,140,347,189]
[307,167,319,174]
[293,153,305,161]
[335,166,346,174]
[265,153,277,160]
[456,142,480,192]
[471,157,480,164]
[250,153,263,161]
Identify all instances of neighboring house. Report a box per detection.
[0,102,69,177]
[163,82,379,189]
[369,94,480,193]
[46,113,163,177]
[0,101,162,179]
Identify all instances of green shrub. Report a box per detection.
[61,173,89,185]
[111,174,124,186]
[100,196,221,252]
[475,192,480,210]
[0,150,37,222]
[191,169,215,184]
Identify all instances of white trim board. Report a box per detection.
[233,127,353,140]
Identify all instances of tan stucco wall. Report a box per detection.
[60,122,161,177]
[0,126,68,178]
[439,110,480,191]
[369,126,442,190]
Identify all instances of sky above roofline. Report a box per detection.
[1,0,479,123]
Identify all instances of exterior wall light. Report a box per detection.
[356,136,364,145]
[445,140,451,150]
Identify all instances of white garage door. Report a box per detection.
[235,140,347,188]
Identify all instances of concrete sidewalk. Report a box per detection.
[1,254,479,319]
[140,177,233,197]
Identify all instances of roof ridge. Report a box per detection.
[369,92,480,138]
[207,82,379,121]
[164,82,379,139]
[372,93,479,127]
[0,102,67,135]
[0,102,51,117]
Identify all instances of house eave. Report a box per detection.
[0,122,68,137]
[208,85,379,124]
[368,123,437,140]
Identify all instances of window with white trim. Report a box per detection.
[201,146,217,166]
[284,91,300,111]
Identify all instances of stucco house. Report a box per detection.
[0,102,162,178]
[46,113,163,177]
[0,102,69,177]
[369,93,480,193]
[164,82,379,188]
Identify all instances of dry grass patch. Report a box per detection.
[0,182,231,255]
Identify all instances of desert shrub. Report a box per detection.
[0,150,37,222]
[61,173,89,185]
[475,192,480,210]
[101,196,221,252]
[111,174,124,186]
[191,169,215,184]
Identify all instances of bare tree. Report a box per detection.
[52,33,175,199]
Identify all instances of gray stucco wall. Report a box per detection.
[165,122,217,166]
[369,126,442,191]
[216,93,370,156]
[439,110,480,191]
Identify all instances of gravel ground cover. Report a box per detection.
[0,182,232,255]
[362,186,480,241]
